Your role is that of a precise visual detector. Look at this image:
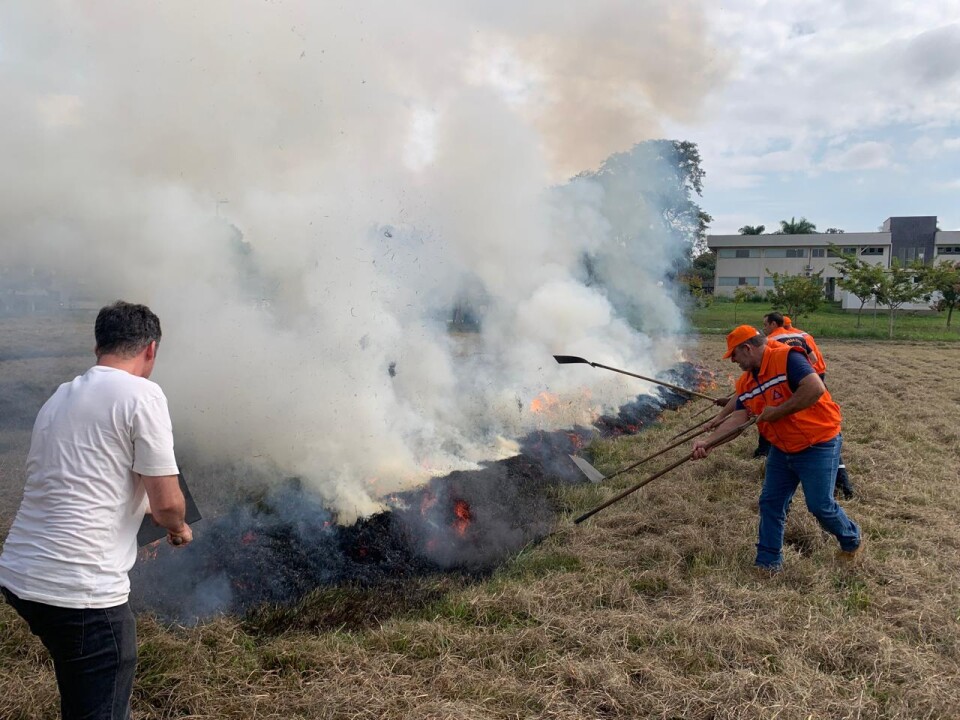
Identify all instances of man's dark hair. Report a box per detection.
[763,312,785,327]
[744,334,767,349]
[95,301,162,357]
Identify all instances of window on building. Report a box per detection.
[827,246,857,257]
[763,277,776,287]
[718,248,761,258]
[811,248,826,258]
[938,246,960,255]
[860,247,885,255]
[764,248,806,258]
[718,277,759,287]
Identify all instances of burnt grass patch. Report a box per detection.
[130,366,703,627]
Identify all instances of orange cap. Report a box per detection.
[783,315,793,328]
[723,325,762,359]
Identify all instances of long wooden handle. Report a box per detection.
[591,362,720,403]
[605,425,713,482]
[574,417,757,524]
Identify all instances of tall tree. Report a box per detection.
[874,260,927,339]
[766,271,824,319]
[587,139,712,253]
[738,225,765,235]
[922,261,960,328]
[776,217,817,235]
[570,139,712,329]
[831,247,886,328]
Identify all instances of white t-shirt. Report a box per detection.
[0,365,179,608]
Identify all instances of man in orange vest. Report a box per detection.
[761,312,854,499]
[693,326,862,572]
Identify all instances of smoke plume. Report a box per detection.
[0,1,726,519]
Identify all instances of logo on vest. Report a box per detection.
[772,389,784,401]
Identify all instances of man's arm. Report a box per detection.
[692,408,751,459]
[141,474,193,546]
[756,373,825,424]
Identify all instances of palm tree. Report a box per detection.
[738,225,765,235]
[777,217,817,234]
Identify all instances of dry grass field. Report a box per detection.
[2,320,960,719]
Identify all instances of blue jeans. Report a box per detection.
[757,434,860,568]
[1,587,136,720]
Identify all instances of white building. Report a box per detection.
[707,216,960,300]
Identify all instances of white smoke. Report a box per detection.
[0,1,726,518]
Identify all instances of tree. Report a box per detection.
[825,228,845,234]
[873,260,927,339]
[922,261,960,328]
[776,217,817,235]
[686,274,713,308]
[766,271,824,318]
[586,139,712,253]
[569,139,712,330]
[738,225,765,235]
[831,247,886,328]
[690,250,715,283]
[732,285,757,322]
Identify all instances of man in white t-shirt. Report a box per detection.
[0,301,193,720]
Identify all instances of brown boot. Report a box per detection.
[837,539,865,565]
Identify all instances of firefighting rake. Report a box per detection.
[553,355,720,403]
[573,417,757,524]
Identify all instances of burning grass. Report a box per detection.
[2,337,960,718]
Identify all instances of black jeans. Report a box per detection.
[1,587,136,720]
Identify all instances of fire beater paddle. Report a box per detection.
[553,355,720,403]
[573,417,757,524]
[570,423,714,484]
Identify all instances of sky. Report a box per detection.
[664,0,960,235]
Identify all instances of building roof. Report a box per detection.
[936,231,960,244]
[707,232,890,249]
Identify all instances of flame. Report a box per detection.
[452,499,472,537]
[530,391,561,414]
[566,432,584,449]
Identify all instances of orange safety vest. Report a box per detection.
[767,326,826,375]
[736,344,841,453]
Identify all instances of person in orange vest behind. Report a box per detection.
[693,326,863,573]
[761,312,854,499]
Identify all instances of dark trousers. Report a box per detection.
[1,587,136,720]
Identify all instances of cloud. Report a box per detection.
[901,23,960,86]
[822,141,893,171]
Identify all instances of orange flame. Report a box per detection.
[453,499,472,537]
[530,391,561,414]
